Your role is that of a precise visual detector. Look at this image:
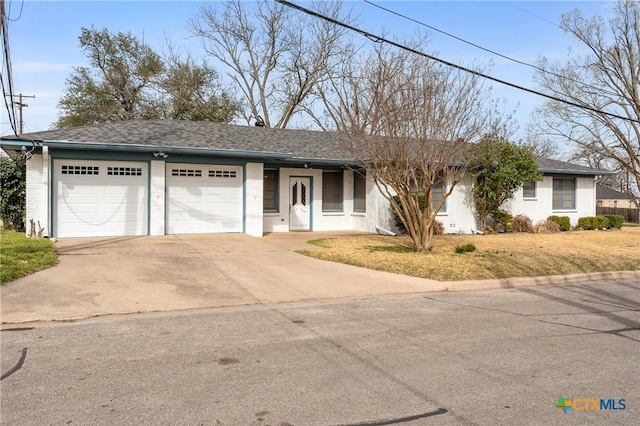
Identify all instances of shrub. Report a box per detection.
[455,243,476,254]
[578,216,593,231]
[512,214,534,233]
[535,219,561,233]
[390,196,443,235]
[0,157,26,231]
[548,215,571,232]
[432,220,444,236]
[604,214,624,229]
[578,215,610,230]
[596,215,609,229]
[578,216,594,230]
[492,210,513,232]
[595,215,609,229]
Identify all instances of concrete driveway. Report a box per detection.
[2,232,637,325]
[0,232,446,324]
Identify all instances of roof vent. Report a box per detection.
[254,116,265,127]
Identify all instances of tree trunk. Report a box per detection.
[478,213,488,232]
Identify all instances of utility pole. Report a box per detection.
[5,94,36,134]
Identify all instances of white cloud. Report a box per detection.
[12,61,77,73]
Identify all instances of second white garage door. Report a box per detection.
[166,163,243,234]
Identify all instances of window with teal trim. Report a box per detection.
[263,169,279,212]
[432,182,446,213]
[408,175,446,213]
[354,171,366,212]
[322,171,343,212]
[522,181,536,198]
[553,177,575,209]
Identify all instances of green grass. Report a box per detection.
[306,238,336,248]
[0,230,58,284]
[455,243,477,254]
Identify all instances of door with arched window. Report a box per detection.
[289,177,311,230]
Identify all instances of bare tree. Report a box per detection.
[322,42,496,251]
[522,119,562,159]
[533,0,640,207]
[189,0,354,129]
[569,146,636,196]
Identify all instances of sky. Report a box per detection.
[2,0,614,140]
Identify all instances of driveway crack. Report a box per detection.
[1,347,28,380]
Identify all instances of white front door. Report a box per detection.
[289,177,310,231]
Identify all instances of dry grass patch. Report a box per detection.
[300,228,640,281]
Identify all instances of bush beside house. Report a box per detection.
[578,215,610,230]
[548,215,571,232]
[0,157,26,231]
[604,214,624,229]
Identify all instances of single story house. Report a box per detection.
[596,184,637,209]
[0,120,612,238]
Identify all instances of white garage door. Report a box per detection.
[166,163,243,234]
[54,160,148,238]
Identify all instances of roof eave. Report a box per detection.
[286,156,356,166]
[540,167,617,176]
[0,139,294,160]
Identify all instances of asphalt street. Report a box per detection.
[1,278,638,425]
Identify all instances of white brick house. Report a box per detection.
[0,120,610,238]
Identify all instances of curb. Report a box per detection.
[442,270,640,292]
[1,270,638,327]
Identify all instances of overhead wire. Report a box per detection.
[6,0,25,22]
[507,2,562,29]
[362,0,609,95]
[1,0,19,136]
[275,0,639,125]
[1,0,37,157]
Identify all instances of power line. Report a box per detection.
[362,0,607,95]
[5,0,25,22]
[508,2,561,29]
[275,0,640,125]
[6,93,35,133]
[1,0,19,135]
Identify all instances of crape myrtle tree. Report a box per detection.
[56,27,240,128]
[532,0,640,207]
[467,135,541,231]
[189,0,355,129]
[320,40,500,252]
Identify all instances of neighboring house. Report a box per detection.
[0,120,613,238]
[596,184,637,209]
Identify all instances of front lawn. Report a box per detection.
[0,231,58,284]
[299,227,640,281]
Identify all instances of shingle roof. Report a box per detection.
[1,119,352,161]
[1,120,612,174]
[535,156,610,175]
[596,184,632,200]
